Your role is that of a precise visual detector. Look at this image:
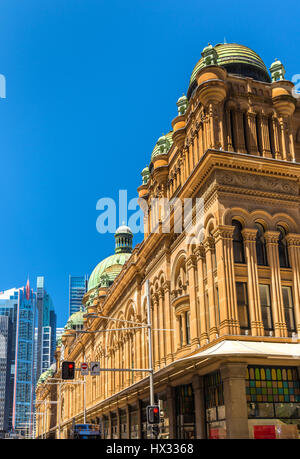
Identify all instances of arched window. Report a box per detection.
[277,225,290,268]
[255,223,268,266]
[232,220,245,263]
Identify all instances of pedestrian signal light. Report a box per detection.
[62,361,75,380]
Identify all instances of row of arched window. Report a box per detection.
[232,220,290,268]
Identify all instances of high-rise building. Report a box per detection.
[0,283,36,435]
[0,315,12,434]
[69,275,88,316]
[35,277,56,381]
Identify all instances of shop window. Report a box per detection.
[246,365,300,437]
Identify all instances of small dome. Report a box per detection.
[270,58,282,69]
[36,364,56,386]
[151,131,173,161]
[88,253,131,291]
[64,309,84,330]
[202,43,213,54]
[115,225,133,235]
[87,228,133,292]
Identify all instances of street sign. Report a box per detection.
[80,362,89,376]
[90,362,100,376]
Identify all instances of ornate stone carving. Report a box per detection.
[217,170,298,195]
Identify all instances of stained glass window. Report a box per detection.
[246,366,300,418]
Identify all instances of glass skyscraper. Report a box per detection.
[0,285,36,435]
[69,275,88,316]
[35,276,56,382]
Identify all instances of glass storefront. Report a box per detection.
[175,384,195,439]
[204,371,226,439]
[246,366,300,439]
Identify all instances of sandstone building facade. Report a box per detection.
[36,43,300,440]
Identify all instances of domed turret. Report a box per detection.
[64,309,84,331]
[270,58,286,82]
[87,226,133,291]
[176,94,188,116]
[150,131,173,162]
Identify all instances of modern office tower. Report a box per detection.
[36,277,56,381]
[0,283,36,435]
[0,315,12,434]
[69,275,88,316]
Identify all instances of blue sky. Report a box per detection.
[0,0,299,327]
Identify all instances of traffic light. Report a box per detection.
[61,361,75,380]
[146,405,160,424]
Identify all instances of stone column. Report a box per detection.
[152,294,160,370]
[220,362,249,439]
[163,281,173,364]
[272,115,281,159]
[158,289,166,365]
[195,245,208,345]
[117,408,121,439]
[265,230,287,337]
[181,313,187,346]
[137,399,143,439]
[175,315,181,351]
[186,254,200,349]
[108,412,112,439]
[166,386,177,439]
[213,225,240,336]
[192,375,206,439]
[241,228,264,336]
[204,237,218,340]
[279,117,289,161]
[126,404,131,439]
[286,234,300,336]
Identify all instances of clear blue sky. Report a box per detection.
[0,0,299,327]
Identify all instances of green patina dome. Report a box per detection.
[87,226,133,292]
[188,43,271,98]
[36,363,56,386]
[64,309,85,330]
[151,131,173,161]
[88,252,132,291]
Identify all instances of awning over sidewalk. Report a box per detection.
[182,340,300,362]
